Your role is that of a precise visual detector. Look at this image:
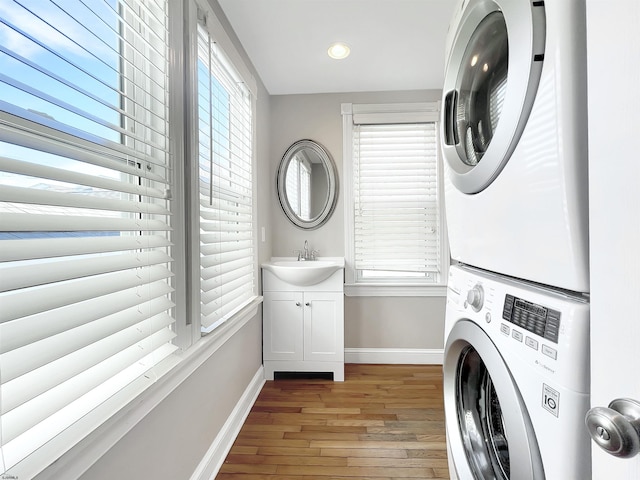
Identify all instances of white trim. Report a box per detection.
[351,102,440,124]
[189,366,265,480]
[344,284,447,297]
[342,104,356,285]
[342,101,448,289]
[345,348,444,365]
[29,298,262,480]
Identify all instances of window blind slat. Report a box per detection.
[0,213,170,233]
[0,281,173,354]
[1,264,173,324]
[200,249,253,269]
[1,184,170,215]
[200,230,252,244]
[200,221,252,233]
[0,251,173,292]
[0,130,168,177]
[0,235,171,262]
[0,156,168,198]
[200,239,252,256]
[199,197,252,214]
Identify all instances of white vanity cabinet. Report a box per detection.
[262,262,344,381]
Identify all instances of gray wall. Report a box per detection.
[345,296,446,350]
[269,91,446,351]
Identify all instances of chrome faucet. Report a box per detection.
[294,240,318,261]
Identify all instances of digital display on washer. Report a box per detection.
[502,295,560,343]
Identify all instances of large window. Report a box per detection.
[342,103,448,294]
[0,0,259,476]
[194,8,257,334]
[0,0,177,474]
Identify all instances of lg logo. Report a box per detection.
[543,384,560,417]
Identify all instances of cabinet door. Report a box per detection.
[263,291,304,361]
[303,292,344,362]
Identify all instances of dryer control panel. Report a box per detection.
[502,294,560,343]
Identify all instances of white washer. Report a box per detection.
[441,0,589,292]
[443,265,590,479]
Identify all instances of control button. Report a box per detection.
[512,330,523,342]
[525,336,539,350]
[500,323,510,336]
[466,284,484,312]
[485,312,492,323]
[542,344,558,360]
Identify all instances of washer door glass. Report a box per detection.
[443,320,545,479]
[454,12,508,167]
[457,345,509,479]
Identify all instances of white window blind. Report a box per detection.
[0,0,177,474]
[196,20,255,333]
[352,122,441,281]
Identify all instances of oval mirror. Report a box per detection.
[277,139,338,230]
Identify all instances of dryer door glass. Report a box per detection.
[457,345,510,479]
[441,1,545,194]
[455,12,508,167]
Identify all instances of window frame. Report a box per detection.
[342,102,448,297]
[185,0,260,336]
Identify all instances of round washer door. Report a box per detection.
[441,0,546,194]
[443,320,545,479]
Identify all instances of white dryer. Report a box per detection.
[441,0,589,292]
[443,265,590,479]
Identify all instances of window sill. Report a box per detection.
[344,283,447,297]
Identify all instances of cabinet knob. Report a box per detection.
[305,302,311,306]
[295,302,301,307]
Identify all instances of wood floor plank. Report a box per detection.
[275,465,436,478]
[216,364,449,480]
[319,448,408,459]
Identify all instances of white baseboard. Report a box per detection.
[190,366,265,480]
[344,348,443,365]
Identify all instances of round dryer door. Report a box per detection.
[441,0,546,193]
[443,320,545,479]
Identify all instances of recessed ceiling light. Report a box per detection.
[328,42,350,60]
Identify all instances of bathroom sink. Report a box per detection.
[262,259,343,286]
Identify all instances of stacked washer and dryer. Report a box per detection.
[440,0,592,479]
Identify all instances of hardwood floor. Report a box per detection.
[216,364,449,479]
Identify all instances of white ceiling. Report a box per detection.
[217,0,456,95]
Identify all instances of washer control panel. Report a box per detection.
[446,265,590,393]
[502,294,560,343]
